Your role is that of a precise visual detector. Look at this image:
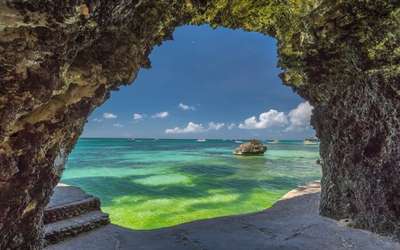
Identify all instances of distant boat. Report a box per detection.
[234,140,243,144]
[304,137,319,145]
[267,139,279,144]
[197,139,206,142]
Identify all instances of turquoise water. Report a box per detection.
[62,138,321,229]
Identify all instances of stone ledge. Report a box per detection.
[44,210,110,246]
[44,197,101,224]
[44,183,110,246]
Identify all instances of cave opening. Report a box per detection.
[1,1,399,249]
[61,25,320,230]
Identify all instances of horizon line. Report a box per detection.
[79,137,309,140]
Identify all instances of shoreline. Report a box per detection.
[46,181,400,250]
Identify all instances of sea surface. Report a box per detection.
[62,138,321,230]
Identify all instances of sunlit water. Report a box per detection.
[62,138,321,230]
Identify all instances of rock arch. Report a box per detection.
[1,0,399,249]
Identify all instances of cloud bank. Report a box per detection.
[239,110,288,129]
[285,102,313,131]
[238,102,313,132]
[165,102,312,135]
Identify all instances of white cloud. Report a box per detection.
[133,113,144,120]
[92,118,103,122]
[165,121,226,134]
[165,122,205,134]
[113,123,124,128]
[237,102,314,132]
[208,122,225,130]
[227,123,236,130]
[103,112,117,119]
[179,103,195,111]
[239,109,288,129]
[152,111,169,119]
[285,102,313,131]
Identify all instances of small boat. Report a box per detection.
[267,139,279,144]
[197,139,206,142]
[304,137,319,145]
[234,140,243,144]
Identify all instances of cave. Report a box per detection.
[1,1,399,249]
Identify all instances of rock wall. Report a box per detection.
[0,0,399,249]
[303,2,400,237]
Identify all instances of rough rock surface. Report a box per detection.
[234,139,267,155]
[0,0,399,249]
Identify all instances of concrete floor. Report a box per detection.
[46,182,400,250]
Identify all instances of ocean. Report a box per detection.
[61,138,321,230]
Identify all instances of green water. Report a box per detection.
[62,138,321,229]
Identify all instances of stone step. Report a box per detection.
[44,184,110,246]
[44,197,101,224]
[44,210,110,246]
[45,184,100,224]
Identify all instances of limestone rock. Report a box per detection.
[0,0,399,249]
[234,140,267,156]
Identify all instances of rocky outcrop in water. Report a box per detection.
[234,140,267,156]
[0,1,399,249]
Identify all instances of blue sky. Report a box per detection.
[82,25,315,139]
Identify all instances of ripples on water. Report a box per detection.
[62,138,321,229]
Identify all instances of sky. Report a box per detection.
[82,25,315,139]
